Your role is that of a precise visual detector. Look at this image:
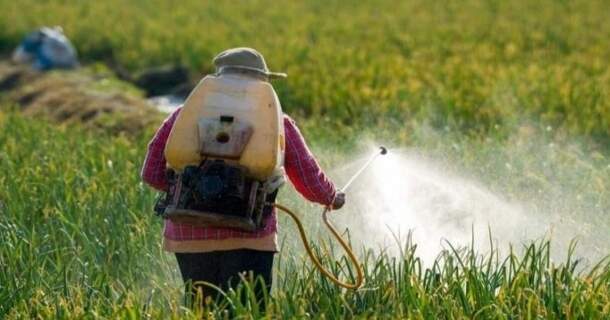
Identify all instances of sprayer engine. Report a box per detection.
[184,161,245,203]
[156,159,274,231]
[181,161,254,216]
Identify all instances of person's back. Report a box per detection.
[141,47,345,308]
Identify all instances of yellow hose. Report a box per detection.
[273,203,364,290]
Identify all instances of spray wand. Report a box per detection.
[274,146,388,290]
[339,146,388,193]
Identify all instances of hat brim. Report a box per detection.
[218,65,287,79]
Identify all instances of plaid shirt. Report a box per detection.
[141,107,336,241]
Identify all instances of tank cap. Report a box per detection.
[220,115,234,123]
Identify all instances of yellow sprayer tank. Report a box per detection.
[164,74,284,181]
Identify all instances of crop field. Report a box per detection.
[1,112,608,319]
[1,0,609,141]
[1,0,610,319]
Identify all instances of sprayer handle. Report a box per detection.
[331,192,346,210]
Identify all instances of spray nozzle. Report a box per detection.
[379,146,388,155]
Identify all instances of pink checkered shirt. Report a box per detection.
[141,107,336,241]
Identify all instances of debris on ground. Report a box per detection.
[12,26,79,70]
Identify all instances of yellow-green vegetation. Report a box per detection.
[2,0,610,318]
[1,0,609,139]
[1,112,609,318]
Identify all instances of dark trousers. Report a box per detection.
[175,250,274,308]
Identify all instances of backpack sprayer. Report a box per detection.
[273,146,387,289]
[159,71,387,290]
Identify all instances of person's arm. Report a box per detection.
[140,108,181,191]
[283,115,344,209]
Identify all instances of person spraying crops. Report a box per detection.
[141,47,346,307]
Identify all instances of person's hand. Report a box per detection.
[331,192,346,210]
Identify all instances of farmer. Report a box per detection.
[141,47,345,307]
[12,26,79,70]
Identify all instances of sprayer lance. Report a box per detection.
[313,146,387,289]
[340,146,388,193]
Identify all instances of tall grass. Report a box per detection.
[0,0,609,139]
[1,2,609,316]
[1,112,608,318]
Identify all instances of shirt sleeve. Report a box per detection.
[283,115,337,206]
[140,107,182,191]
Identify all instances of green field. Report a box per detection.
[1,113,609,318]
[1,0,609,140]
[1,0,610,318]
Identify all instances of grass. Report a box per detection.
[1,0,609,318]
[0,0,609,140]
[1,112,609,318]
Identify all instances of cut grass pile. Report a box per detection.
[0,62,162,135]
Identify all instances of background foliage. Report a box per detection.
[0,0,609,139]
[1,0,609,318]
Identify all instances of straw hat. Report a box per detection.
[213,47,286,79]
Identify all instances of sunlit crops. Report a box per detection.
[1,112,609,318]
[0,0,609,139]
[1,0,610,318]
